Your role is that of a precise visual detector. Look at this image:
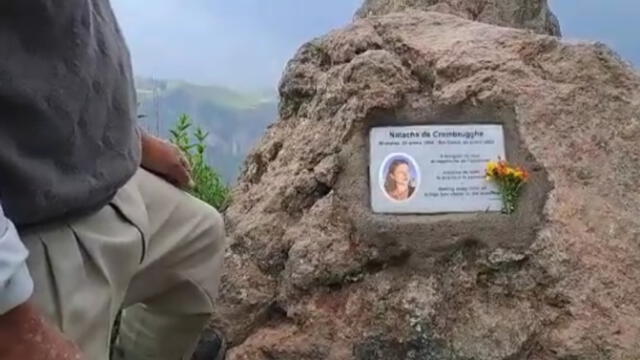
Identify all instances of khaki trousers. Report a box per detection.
[19,168,226,360]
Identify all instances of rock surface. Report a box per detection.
[356,0,561,36]
[213,9,640,360]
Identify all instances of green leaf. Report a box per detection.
[168,113,231,210]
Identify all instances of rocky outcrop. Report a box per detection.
[214,9,640,360]
[356,0,561,36]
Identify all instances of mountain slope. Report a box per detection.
[135,77,278,183]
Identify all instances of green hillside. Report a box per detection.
[136,77,274,110]
[135,77,278,183]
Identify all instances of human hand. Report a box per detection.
[0,303,85,360]
[141,133,194,189]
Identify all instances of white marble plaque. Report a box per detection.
[370,124,506,213]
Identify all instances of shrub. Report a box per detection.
[170,114,231,210]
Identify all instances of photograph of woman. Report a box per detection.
[383,155,418,201]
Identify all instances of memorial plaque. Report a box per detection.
[370,124,506,213]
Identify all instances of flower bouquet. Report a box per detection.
[485,160,529,214]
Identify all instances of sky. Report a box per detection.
[111,0,639,91]
[550,0,639,66]
[111,0,361,90]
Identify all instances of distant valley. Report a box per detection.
[135,77,278,183]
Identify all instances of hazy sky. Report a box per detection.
[550,0,639,66]
[111,0,639,91]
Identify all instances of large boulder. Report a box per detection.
[214,10,640,360]
[356,0,561,36]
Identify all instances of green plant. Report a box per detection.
[170,114,231,210]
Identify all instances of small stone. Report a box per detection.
[487,248,527,267]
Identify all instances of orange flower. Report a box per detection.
[485,160,529,182]
[496,162,509,177]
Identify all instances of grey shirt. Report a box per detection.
[0,0,141,226]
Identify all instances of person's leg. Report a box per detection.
[21,200,144,360]
[114,168,226,360]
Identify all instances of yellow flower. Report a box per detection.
[487,161,498,172]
